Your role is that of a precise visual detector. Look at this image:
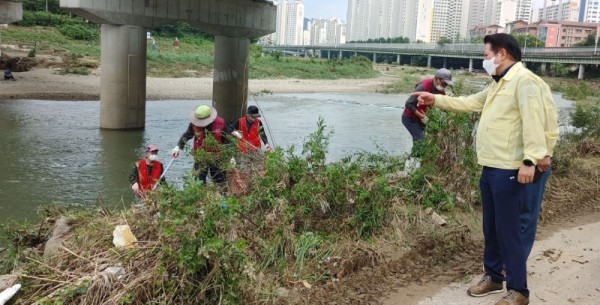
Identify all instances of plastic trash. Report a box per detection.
[0,284,21,305]
[112,225,138,249]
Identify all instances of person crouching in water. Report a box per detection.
[129,145,165,197]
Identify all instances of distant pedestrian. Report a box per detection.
[173,37,180,50]
[4,68,15,81]
[151,39,158,52]
[129,145,165,197]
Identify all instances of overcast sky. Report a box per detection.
[302,0,547,20]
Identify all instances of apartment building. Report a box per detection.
[432,0,470,42]
[470,24,505,38]
[510,20,598,47]
[274,0,304,45]
[308,18,347,45]
[347,0,436,42]
[537,0,580,22]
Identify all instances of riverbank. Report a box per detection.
[0,67,396,101]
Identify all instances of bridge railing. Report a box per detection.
[263,43,599,57]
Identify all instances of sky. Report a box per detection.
[302,0,547,20]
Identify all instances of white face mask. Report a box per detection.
[482,56,499,76]
[435,85,445,91]
[148,154,159,161]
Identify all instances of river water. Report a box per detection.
[0,93,413,223]
[0,92,574,224]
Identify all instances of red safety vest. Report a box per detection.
[137,160,163,191]
[237,117,261,153]
[192,117,226,152]
[402,78,445,119]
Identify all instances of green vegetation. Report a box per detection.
[512,34,544,48]
[0,116,485,304]
[377,66,486,96]
[350,36,411,43]
[2,10,378,79]
[250,55,378,79]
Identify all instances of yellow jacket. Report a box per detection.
[434,62,559,169]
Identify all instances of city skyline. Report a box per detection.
[302,0,547,20]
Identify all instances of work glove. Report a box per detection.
[421,116,429,125]
[170,146,180,158]
[131,183,143,197]
[232,130,242,139]
[265,143,272,152]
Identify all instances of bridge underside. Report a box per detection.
[60,0,276,129]
[0,0,22,24]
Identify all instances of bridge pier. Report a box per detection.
[354,51,358,57]
[545,63,552,76]
[99,24,147,130]
[213,36,250,124]
[372,53,377,63]
[327,51,331,59]
[427,56,431,68]
[339,51,342,59]
[397,54,401,65]
[443,58,447,68]
[578,64,585,80]
[468,59,473,72]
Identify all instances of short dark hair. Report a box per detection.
[483,33,522,62]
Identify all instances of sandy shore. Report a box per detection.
[0,68,395,101]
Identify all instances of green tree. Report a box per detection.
[511,34,544,48]
[574,34,597,47]
[23,0,64,14]
[470,36,484,44]
[437,36,453,46]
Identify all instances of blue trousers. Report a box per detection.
[402,115,425,156]
[402,114,425,143]
[480,167,529,298]
[521,167,551,258]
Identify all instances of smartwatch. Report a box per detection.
[523,159,534,167]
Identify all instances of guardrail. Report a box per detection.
[263,43,599,57]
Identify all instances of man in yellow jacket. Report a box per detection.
[414,33,559,305]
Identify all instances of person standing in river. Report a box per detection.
[228,105,272,154]
[413,33,558,305]
[170,105,228,186]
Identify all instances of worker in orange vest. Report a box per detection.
[129,145,165,197]
[228,105,271,153]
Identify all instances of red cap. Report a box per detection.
[146,144,159,152]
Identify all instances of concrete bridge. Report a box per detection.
[0,0,22,24]
[58,0,276,129]
[265,43,600,80]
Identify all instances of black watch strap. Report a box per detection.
[523,159,534,167]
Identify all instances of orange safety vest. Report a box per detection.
[237,117,261,153]
[137,160,163,191]
[192,117,226,152]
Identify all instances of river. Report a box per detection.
[0,92,574,224]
